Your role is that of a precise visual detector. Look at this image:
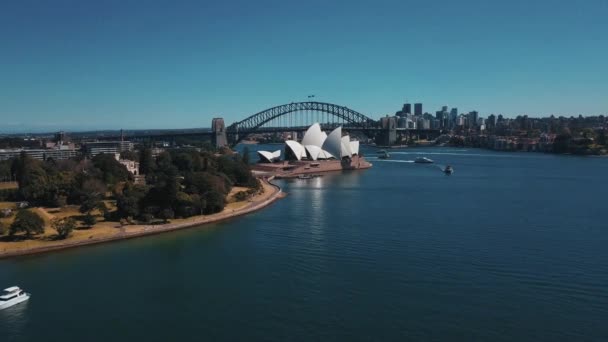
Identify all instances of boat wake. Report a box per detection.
[367,158,415,163]
[389,151,520,158]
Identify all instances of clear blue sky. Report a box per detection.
[1,0,607,132]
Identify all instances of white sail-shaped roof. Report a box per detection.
[349,141,359,155]
[341,135,352,157]
[258,150,282,162]
[257,151,274,162]
[304,145,322,161]
[301,123,326,148]
[285,140,306,161]
[322,126,343,159]
[318,150,333,159]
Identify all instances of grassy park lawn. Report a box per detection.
[1,181,276,255]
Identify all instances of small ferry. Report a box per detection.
[414,157,434,164]
[378,150,390,159]
[297,174,312,179]
[443,165,454,174]
[0,286,30,310]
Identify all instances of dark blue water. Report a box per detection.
[1,147,607,341]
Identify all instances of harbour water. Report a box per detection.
[1,147,607,341]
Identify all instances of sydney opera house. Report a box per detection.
[254,123,372,177]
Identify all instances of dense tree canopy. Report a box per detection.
[51,217,76,239]
[10,210,45,237]
[92,153,131,184]
[6,145,259,225]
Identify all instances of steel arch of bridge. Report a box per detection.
[226,102,376,136]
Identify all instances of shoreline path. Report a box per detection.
[0,179,283,259]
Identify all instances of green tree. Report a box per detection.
[13,155,50,204]
[79,178,106,215]
[116,184,148,219]
[0,159,12,182]
[91,153,131,184]
[82,213,97,228]
[217,155,256,187]
[159,208,174,223]
[138,148,155,175]
[51,217,76,239]
[598,129,607,146]
[175,192,195,218]
[204,190,225,214]
[0,221,6,236]
[553,132,572,154]
[190,194,206,215]
[174,152,194,172]
[10,210,45,237]
[242,146,250,165]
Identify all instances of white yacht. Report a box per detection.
[0,286,30,310]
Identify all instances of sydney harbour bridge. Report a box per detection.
[115,101,441,147]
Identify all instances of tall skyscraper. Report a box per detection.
[414,103,422,116]
[487,114,497,129]
[449,108,458,129]
[469,111,479,128]
[403,103,412,115]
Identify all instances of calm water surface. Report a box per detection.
[1,147,607,341]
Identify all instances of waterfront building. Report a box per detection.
[118,158,140,175]
[406,118,416,129]
[397,117,408,128]
[0,147,79,161]
[417,117,430,130]
[84,141,134,157]
[414,103,423,116]
[260,123,360,162]
[257,150,281,163]
[380,116,397,130]
[431,119,441,130]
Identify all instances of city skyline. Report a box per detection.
[1,0,607,133]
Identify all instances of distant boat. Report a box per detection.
[297,174,312,179]
[378,150,390,159]
[414,157,434,164]
[443,165,454,174]
[0,286,30,310]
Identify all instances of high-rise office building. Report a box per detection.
[403,103,412,115]
[414,103,422,116]
[487,114,497,129]
[469,111,479,128]
[450,108,458,118]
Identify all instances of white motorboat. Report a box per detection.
[414,157,434,164]
[0,286,30,310]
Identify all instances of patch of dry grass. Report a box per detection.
[0,182,18,190]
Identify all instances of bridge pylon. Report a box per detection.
[211,118,228,148]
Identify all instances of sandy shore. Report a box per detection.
[0,179,283,259]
